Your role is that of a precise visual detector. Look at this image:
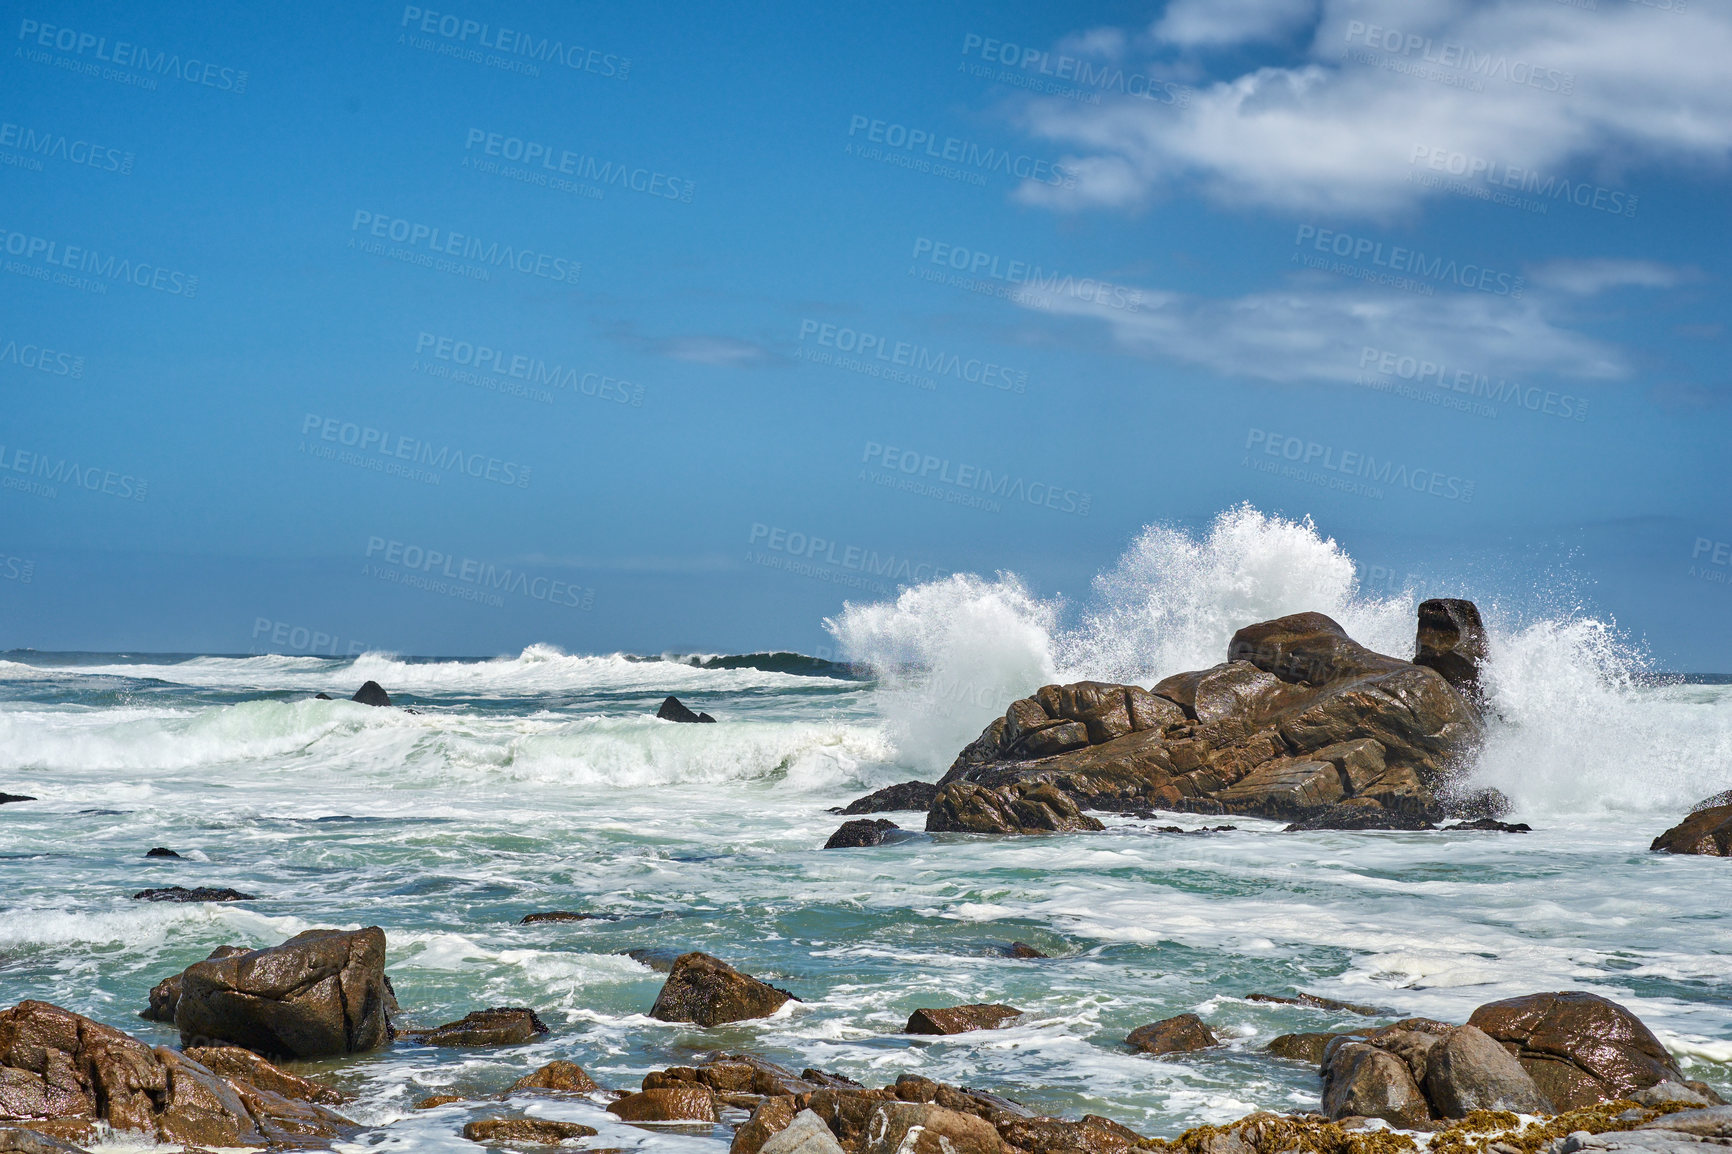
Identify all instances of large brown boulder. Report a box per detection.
[1321,1039,1432,1128]
[905,1003,1022,1035]
[608,1086,720,1122]
[463,1117,597,1143]
[509,1060,599,1095]
[174,928,394,1058]
[1467,992,1686,1109]
[1422,1025,1551,1116]
[0,1000,354,1147]
[649,952,795,1027]
[1414,599,1488,702]
[1125,1014,1217,1054]
[1651,806,1732,856]
[935,608,1482,829]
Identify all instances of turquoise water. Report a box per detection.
[1,648,1730,1153]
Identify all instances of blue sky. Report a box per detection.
[3,0,1730,667]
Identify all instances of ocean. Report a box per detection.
[2,508,1729,1152]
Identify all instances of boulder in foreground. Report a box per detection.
[649,952,795,1026]
[1468,991,1689,1110]
[905,1003,1021,1035]
[0,1000,354,1147]
[657,695,716,723]
[174,927,394,1058]
[1651,805,1732,856]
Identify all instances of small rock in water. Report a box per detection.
[0,793,36,805]
[608,1086,720,1122]
[656,695,715,723]
[144,847,181,858]
[415,1095,462,1109]
[649,951,796,1026]
[824,818,898,849]
[313,692,333,700]
[1650,805,1732,856]
[1443,818,1532,833]
[509,1060,600,1095]
[519,910,604,924]
[904,1003,1022,1035]
[833,781,938,814]
[1127,1013,1218,1054]
[1005,942,1048,959]
[1247,992,1385,1015]
[408,1007,549,1047]
[463,1117,598,1143]
[131,885,255,902]
[350,681,391,707]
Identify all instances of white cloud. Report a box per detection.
[1013,1,1732,216]
[1526,258,1693,295]
[1153,0,1318,49]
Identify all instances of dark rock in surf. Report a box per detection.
[824,818,898,848]
[509,1060,601,1095]
[657,695,716,723]
[1690,790,1732,813]
[464,1117,599,1143]
[0,793,35,805]
[141,946,250,1021]
[624,947,683,972]
[1441,787,1513,819]
[1443,818,1531,833]
[1268,1031,1358,1065]
[175,927,394,1058]
[649,952,796,1026]
[1415,598,1489,703]
[1126,1013,1217,1054]
[350,681,390,707]
[1284,798,1437,831]
[1247,992,1385,1016]
[144,847,181,858]
[1650,805,1732,856]
[904,1003,1022,1035]
[1468,991,1688,1110]
[132,886,255,903]
[405,1007,548,1047]
[835,780,939,814]
[934,605,1483,832]
[926,779,1104,835]
[519,910,605,924]
[313,693,332,700]
[1006,942,1048,959]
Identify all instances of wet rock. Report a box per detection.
[760,1108,846,1154]
[1126,1013,1217,1054]
[1468,992,1686,1110]
[175,927,394,1058]
[608,1086,720,1122]
[1268,1032,1358,1065]
[0,1000,355,1147]
[144,847,181,858]
[657,696,715,723]
[1322,1040,1433,1128]
[1689,790,1732,813]
[1415,598,1488,703]
[835,781,939,814]
[824,818,899,849]
[132,885,256,902]
[350,681,391,707]
[1284,798,1438,831]
[0,794,35,805]
[732,1097,798,1154]
[926,779,1105,835]
[905,1003,1022,1035]
[0,1129,89,1154]
[860,1101,1004,1154]
[996,1114,1144,1154]
[141,945,249,1022]
[1247,992,1385,1016]
[1633,1083,1719,1108]
[463,1117,598,1143]
[313,692,333,700]
[1006,942,1049,959]
[1650,805,1732,856]
[649,952,795,1026]
[181,1045,348,1105]
[415,1094,463,1109]
[407,1007,549,1047]
[625,947,683,972]
[520,910,605,924]
[506,1060,599,1096]
[1442,787,1514,819]
[1423,1025,1551,1117]
[1443,819,1532,833]
[1215,757,1346,819]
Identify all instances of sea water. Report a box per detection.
[1,507,1728,1152]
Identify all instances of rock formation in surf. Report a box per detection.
[928,605,1486,834]
[1650,804,1732,856]
[658,695,716,723]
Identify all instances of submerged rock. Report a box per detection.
[406,1007,548,1047]
[519,910,605,924]
[935,606,1483,832]
[1443,818,1532,833]
[0,793,35,805]
[657,695,716,723]
[350,681,391,707]
[1650,805,1732,856]
[835,781,939,814]
[1247,992,1385,1015]
[1005,942,1049,959]
[463,1117,598,1143]
[0,1000,355,1147]
[1468,991,1688,1110]
[1126,1013,1217,1054]
[649,952,796,1026]
[824,818,898,848]
[905,1003,1022,1035]
[143,847,181,858]
[175,927,394,1058]
[132,885,255,902]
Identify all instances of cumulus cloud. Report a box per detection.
[1152,0,1319,49]
[1012,0,1732,216]
[1526,258,1694,295]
